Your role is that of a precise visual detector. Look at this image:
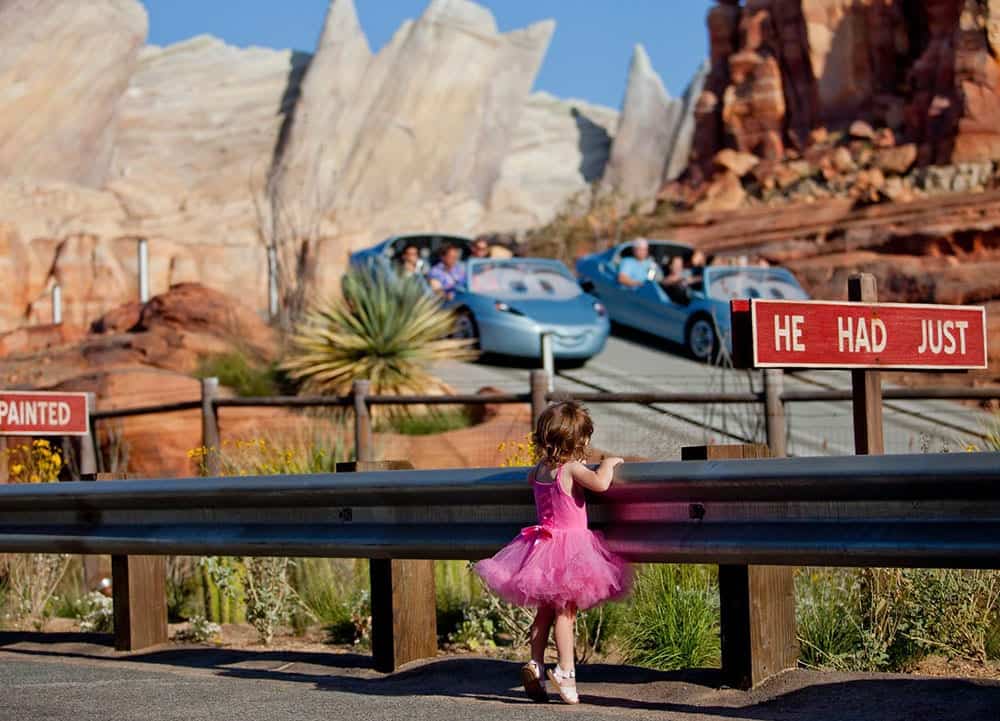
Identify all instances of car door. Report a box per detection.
[589,250,640,325]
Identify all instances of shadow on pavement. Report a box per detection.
[3,633,999,719]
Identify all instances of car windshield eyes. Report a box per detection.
[510,281,528,293]
[539,280,554,294]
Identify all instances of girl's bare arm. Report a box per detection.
[564,458,624,493]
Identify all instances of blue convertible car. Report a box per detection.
[350,234,610,362]
[576,239,808,361]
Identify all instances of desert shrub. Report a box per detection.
[498,436,538,467]
[796,567,1000,671]
[281,269,475,413]
[187,438,349,643]
[576,602,627,663]
[1,441,71,630]
[175,615,222,643]
[618,564,720,671]
[76,592,114,633]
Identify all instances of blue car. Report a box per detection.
[348,233,475,277]
[349,234,610,362]
[575,239,809,361]
[450,258,610,361]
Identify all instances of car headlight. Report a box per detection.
[494,301,525,316]
[593,301,607,317]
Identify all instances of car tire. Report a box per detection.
[453,309,480,349]
[685,315,718,363]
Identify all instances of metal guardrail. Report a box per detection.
[2,452,999,568]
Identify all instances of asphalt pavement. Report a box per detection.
[1,637,999,721]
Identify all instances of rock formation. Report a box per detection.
[0,0,147,186]
[602,47,707,210]
[676,0,1000,203]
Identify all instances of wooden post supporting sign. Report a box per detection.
[337,460,437,673]
[848,274,884,455]
[682,444,798,690]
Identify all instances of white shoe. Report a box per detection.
[520,660,548,703]
[546,665,579,705]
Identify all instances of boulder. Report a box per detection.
[877,143,918,175]
[695,171,746,212]
[849,120,876,140]
[714,149,760,177]
[0,0,147,186]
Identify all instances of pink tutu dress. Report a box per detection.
[474,463,632,611]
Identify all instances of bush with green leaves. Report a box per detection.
[282,269,475,409]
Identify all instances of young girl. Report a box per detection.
[474,401,631,704]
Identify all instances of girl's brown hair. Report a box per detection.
[533,401,593,464]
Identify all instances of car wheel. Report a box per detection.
[686,316,717,363]
[453,309,480,348]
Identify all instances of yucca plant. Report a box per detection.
[282,269,476,411]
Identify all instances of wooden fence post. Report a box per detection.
[200,377,221,474]
[337,460,436,672]
[79,392,99,477]
[682,443,798,690]
[530,369,548,427]
[848,273,885,455]
[762,369,787,458]
[352,380,373,463]
[98,472,168,652]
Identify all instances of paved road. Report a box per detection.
[435,328,993,459]
[1,640,999,721]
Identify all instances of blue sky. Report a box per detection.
[141,1,712,108]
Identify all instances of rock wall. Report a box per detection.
[0,0,707,335]
[0,0,147,187]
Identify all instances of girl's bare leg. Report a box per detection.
[530,605,555,667]
[553,605,576,673]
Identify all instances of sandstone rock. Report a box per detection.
[0,0,147,186]
[91,302,144,335]
[832,146,857,174]
[602,44,683,209]
[485,93,617,230]
[849,120,876,140]
[267,0,372,223]
[874,128,896,148]
[663,60,710,182]
[714,149,760,177]
[136,283,276,362]
[695,171,746,212]
[333,0,553,217]
[877,143,918,175]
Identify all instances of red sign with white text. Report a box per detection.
[748,300,987,369]
[0,391,89,436]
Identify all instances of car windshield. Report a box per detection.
[707,268,807,300]
[469,262,581,299]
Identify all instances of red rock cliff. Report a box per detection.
[687,0,1000,182]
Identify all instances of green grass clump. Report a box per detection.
[380,409,473,436]
[196,352,290,398]
[618,564,720,670]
